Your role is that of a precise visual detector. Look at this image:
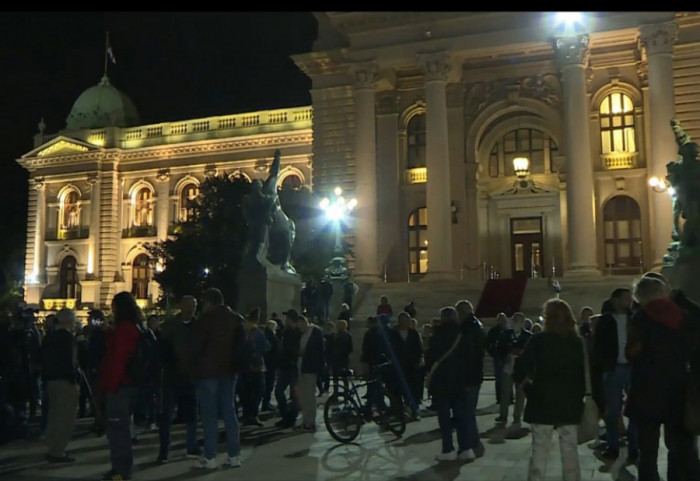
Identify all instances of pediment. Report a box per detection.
[490,179,559,197]
[22,136,99,159]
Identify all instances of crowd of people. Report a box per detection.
[0,270,698,481]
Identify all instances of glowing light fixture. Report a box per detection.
[648,176,668,193]
[320,187,356,223]
[513,156,531,179]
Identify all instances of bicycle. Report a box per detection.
[323,361,407,444]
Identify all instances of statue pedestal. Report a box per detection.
[236,257,302,321]
[663,251,700,304]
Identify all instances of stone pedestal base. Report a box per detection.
[236,258,302,321]
[80,280,102,307]
[663,255,700,304]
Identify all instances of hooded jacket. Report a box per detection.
[625,298,689,423]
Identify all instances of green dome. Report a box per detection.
[65,75,140,130]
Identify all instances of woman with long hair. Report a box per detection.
[100,291,144,481]
[513,298,586,481]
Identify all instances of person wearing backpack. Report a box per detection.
[191,287,246,470]
[100,291,143,481]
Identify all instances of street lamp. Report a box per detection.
[648,176,673,195]
[320,186,357,254]
[513,156,530,187]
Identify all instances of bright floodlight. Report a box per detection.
[321,186,356,223]
[334,186,342,196]
[555,12,582,27]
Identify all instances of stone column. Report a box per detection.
[87,173,100,278]
[156,169,171,241]
[33,178,46,283]
[419,52,454,280]
[640,21,678,268]
[555,35,599,276]
[376,93,400,281]
[350,62,380,282]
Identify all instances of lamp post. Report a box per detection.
[319,187,357,254]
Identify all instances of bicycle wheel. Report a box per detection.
[324,392,363,444]
[377,390,406,437]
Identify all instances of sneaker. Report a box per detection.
[46,453,76,463]
[435,451,457,461]
[102,472,132,481]
[224,455,241,468]
[156,454,168,464]
[458,449,476,461]
[193,456,218,469]
[186,449,202,459]
[474,443,486,458]
[598,448,620,462]
[494,416,505,423]
[301,424,316,433]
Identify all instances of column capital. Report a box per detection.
[418,52,451,82]
[349,61,378,90]
[32,177,46,191]
[87,172,100,185]
[554,34,590,67]
[637,60,649,88]
[640,21,678,56]
[156,168,171,182]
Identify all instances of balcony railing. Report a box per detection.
[405,167,427,184]
[46,227,89,241]
[122,225,157,238]
[42,298,77,310]
[601,151,638,170]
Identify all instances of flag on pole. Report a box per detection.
[106,33,116,65]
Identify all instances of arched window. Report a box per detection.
[600,92,636,154]
[133,187,153,227]
[60,190,81,230]
[407,114,426,169]
[408,207,428,277]
[603,196,642,272]
[131,254,151,300]
[279,174,302,191]
[179,182,200,222]
[59,255,80,300]
[489,128,559,178]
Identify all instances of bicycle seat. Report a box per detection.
[339,368,354,378]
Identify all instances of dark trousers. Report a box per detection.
[638,420,700,481]
[492,356,504,404]
[241,372,265,421]
[262,365,277,409]
[330,361,349,394]
[434,390,469,454]
[159,381,197,458]
[275,368,298,422]
[318,364,330,393]
[106,387,137,477]
[78,375,90,417]
[135,377,160,425]
[465,385,481,450]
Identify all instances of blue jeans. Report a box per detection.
[195,375,240,460]
[275,368,298,422]
[434,390,469,454]
[603,364,638,452]
[159,381,198,458]
[492,357,504,404]
[465,385,481,450]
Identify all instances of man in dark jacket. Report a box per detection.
[191,288,246,469]
[275,309,301,428]
[429,306,470,461]
[42,308,79,463]
[592,287,639,462]
[261,320,279,412]
[157,295,200,463]
[486,312,508,406]
[390,312,423,417]
[296,315,325,431]
[331,319,353,393]
[456,300,487,458]
[495,312,531,430]
[626,276,700,480]
[319,277,334,323]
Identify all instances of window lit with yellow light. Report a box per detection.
[60,190,81,230]
[179,182,200,221]
[133,187,154,226]
[408,207,428,276]
[407,113,426,169]
[600,93,636,154]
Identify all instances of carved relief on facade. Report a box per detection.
[465,81,507,115]
[377,93,400,115]
[637,60,649,87]
[349,61,378,89]
[156,168,171,182]
[32,177,46,191]
[554,34,590,66]
[639,21,678,57]
[204,164,217,178]
[418,52,451,82]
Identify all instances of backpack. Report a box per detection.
[125,323,152,387]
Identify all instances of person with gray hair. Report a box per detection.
[41,307,79,463]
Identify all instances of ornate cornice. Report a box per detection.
[640,21,678,56]
[349,61,378,90]
[554,34,590,67]
[418,52,451,82]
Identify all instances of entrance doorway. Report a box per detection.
[511,217,544,279]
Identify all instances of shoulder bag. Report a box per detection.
[425,334,462,390]
[578,336,600,444]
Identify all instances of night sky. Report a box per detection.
[0,12,318,282]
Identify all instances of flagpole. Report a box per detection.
[104,31,109,77]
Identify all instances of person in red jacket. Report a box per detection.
[101,291,143,481]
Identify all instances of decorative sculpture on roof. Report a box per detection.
[242,149,297,273]
[666,119,700,259]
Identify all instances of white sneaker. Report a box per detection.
[435,451,457,461]
[193,456,218,469]
[225,456,241,468]
[458,449,476,461]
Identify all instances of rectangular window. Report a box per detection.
[514,243,524,271]
[601,132,612,154]
[512,218,541,234]
[613,129,624,151]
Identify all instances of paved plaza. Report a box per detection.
[0,381,665,481]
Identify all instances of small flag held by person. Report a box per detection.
[106,32,116,65]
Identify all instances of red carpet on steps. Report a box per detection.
[475,278,528,318]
